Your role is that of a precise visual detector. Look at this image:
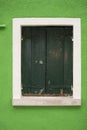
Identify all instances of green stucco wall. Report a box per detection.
[0,0,87,130]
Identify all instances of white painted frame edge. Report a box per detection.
[13,18,81,106]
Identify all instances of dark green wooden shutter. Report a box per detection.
[21,26,73,95]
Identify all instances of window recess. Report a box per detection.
[21,26,73,97]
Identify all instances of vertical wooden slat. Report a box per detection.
[31,27,46,91]
[46,27,64,93]
[21,27,32,93]
[64,35,73,94]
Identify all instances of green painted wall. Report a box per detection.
[0,0,87,130]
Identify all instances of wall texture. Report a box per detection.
[0,0,87,130]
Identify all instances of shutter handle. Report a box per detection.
[39,60,43,64]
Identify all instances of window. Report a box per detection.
[13,18,81,106]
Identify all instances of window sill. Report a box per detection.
[13,96,81,106]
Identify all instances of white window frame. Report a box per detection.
[13,18,81,106]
